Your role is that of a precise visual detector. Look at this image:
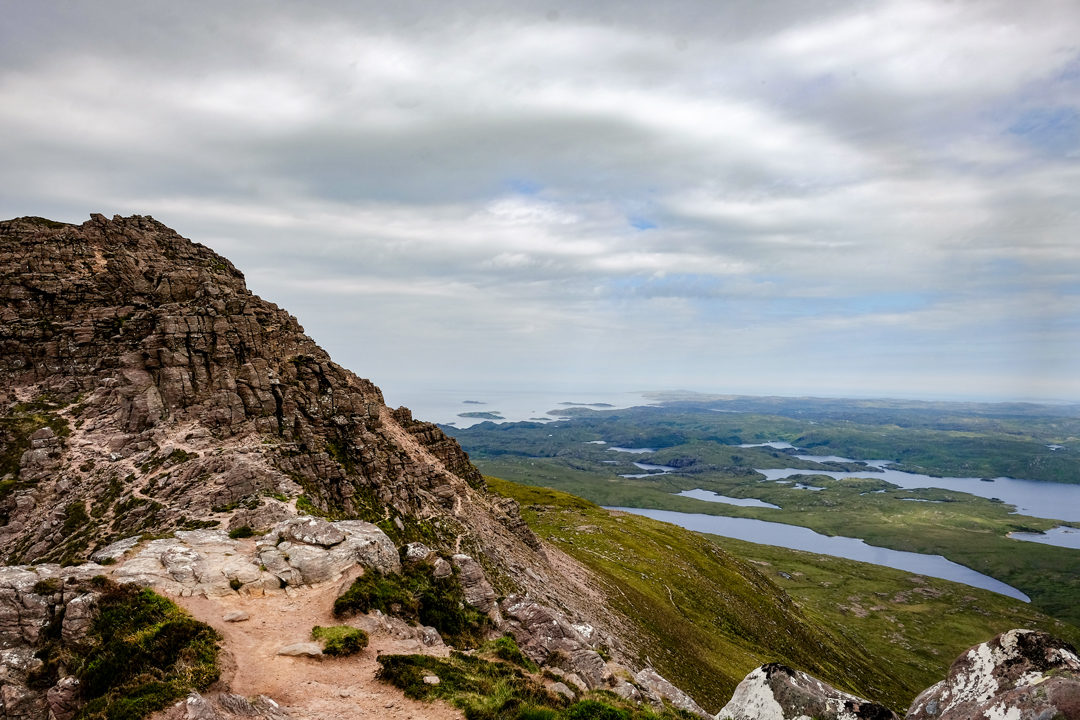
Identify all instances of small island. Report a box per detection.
[458,411,505,420]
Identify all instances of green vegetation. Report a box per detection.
[0,397,70,507]
[482,635,539,672]
[334,564,491,648]
[29,578,219,720]
[450,402,1080,627]
[311,625,369,656]
[708,534,1080,703]
[228,525,255,539]
[377,651,693,720]
[486,476,1080,713]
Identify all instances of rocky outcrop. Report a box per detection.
[635,667,711,719]
[0,565,112,720]
[0,214,503,565]
[906,629,1080,720]
[717,663,900,720]
[156,692,293,720]
[106,517,398,595]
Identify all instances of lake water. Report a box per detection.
[607,506,1030,601]
[1010,526,1080,550]
[676,489,780,509]
[620,461,678,478]
[755,459,1080,523]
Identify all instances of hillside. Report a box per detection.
[0,213,933,718]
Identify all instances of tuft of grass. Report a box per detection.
[377,652,688,720]
[334,565,491,649]
[40,579,222,720]
[482,635,539,672]
[311,625,369,656]
[228,525,255,539]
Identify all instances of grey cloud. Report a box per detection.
[2,0,1079,399]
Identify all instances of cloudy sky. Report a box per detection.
[3,1,1079,404]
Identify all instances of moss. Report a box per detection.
[482,635,538,672]
[377,652,689,720]
[334,565,491,649]
[295,494,326,518]
[25,580,220,720]
[311,625,369,656]
[62,501,90,535]
[0,399,71,504]
[32,578,63,596]
[565,700,630,720]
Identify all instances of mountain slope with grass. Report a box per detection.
[486,477,1080,712]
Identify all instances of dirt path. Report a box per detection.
[167,575,463,720]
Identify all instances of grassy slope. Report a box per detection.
[706,535,1080,704]
[487,477,888,714]
[487,477,1080,714]
[471,451,1080,627]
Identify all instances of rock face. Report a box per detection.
[906,629,1080,720]
[0,214,502,565]
[0,214,691,717]
[717,663,900,720]
[0,564,112,720]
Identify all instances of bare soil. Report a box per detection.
[166,572,463,720]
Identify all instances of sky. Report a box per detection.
[2,1,1079,404]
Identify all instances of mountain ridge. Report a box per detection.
[2,214,1078,720]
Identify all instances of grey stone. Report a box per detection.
[90,536,140,563]
[277,642,323,657]
[451,554,496,613]
[635,667,710,719]
[281,517,346,547]
[550,682,576,701]
[718,663,899,720]
[46,676,81,720]
[223,611,250,622]
[60,593,97,647]
[907,629,1080,720]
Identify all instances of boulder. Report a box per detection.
[451,554,496,613]
[277,642,323,657]
[635,667,711,719]
[45,676,81,720]
[717,663,900,720]
[280,517,345,547]
[906,629,1080,720]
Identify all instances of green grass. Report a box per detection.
[468,445,1080,628]
[487,478,889,712]
[706,535,1080,704]
[311,625,369,656]
[27,578,219,720]
[334,564,491,648]
[377,651,694,720]
[486,476,1080,714]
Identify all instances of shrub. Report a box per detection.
[483,635,538,671]
[73,581,219,720]
[228,525,255,539]
[334,565,490,648]
[565,700,631,720]
[311,625,369,656]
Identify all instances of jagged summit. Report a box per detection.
[0,213,510,564]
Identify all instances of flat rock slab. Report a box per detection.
[277,642,323,657]
[222,611,249,622]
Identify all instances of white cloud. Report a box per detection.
[2,0,1079,400]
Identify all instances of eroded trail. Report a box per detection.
[166,577,462,720]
